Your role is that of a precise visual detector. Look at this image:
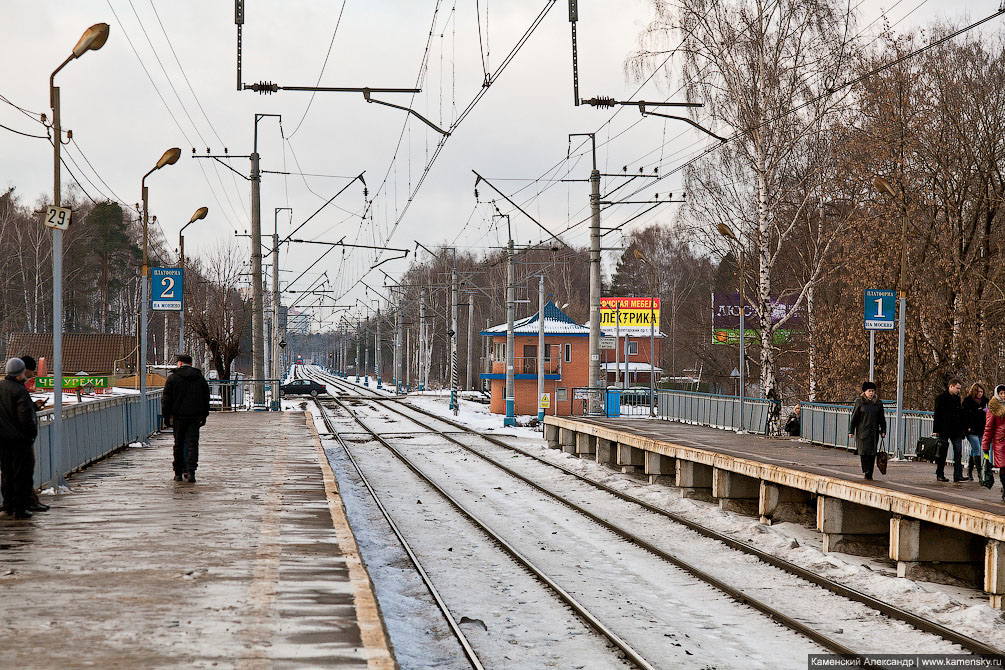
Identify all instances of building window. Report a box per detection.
[557,387,568,401]
[564,343,572,362]
[628,341,638,355]
[493,342,506,361]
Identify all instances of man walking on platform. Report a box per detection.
[0,358,39,519]
[933,377,966,483]
[161,354,210,483]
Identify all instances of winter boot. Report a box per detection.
[965,457,975,481]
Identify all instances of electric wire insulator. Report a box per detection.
[583,96,616,108]
[250,81,279,94]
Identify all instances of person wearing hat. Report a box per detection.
[849,381,887,480]
[0,357,39,519]
[16,355,49,512]
[161,354,210,483]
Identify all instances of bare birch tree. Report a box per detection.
[629,0,857,394]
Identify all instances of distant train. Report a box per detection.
[295,355,303,365]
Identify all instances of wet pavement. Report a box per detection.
[0,411,395,670]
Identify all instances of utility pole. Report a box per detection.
[505,235,516,427]
[418,287,426,391]
[364,318,370,386]
[273,207,290,396]
[395,305,403,393]
[570,133,602,405]
[375,304,382,389]
[406,326,411,390]
[250,113,280,407]
[538,274,545,423]
[356,321,362,383]
[466,293,475,391]
[450,263,459,415]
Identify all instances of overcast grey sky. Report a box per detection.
[1,1,997,329]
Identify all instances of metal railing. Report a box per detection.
[208,377,282,411]
[800,401,933,455]
[31,390,163,491]
[571,387,772,431]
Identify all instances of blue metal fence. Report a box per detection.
[799,401,933,456]
[31,391,163,491]
[573,387,772,433]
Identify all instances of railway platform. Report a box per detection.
[545,415,1005,608]
[0,411,394,670]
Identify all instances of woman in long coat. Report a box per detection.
[981,385,1005,501]
[849,381,887,480]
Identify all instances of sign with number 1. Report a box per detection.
[151,267,183,311]
[864,289,896,330]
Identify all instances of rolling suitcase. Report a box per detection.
[915,436,941,462]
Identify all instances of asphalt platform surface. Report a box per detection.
[0,411,394,670]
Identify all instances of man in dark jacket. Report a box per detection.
[0,357,39,519]
[161,354,210,483]
[933,377,965,482]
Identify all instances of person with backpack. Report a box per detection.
[981,385,1005,501]
[933,377,966,482]
[849,381,886,480]
[962,382,989,481]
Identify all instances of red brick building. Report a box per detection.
[481,302,662,417]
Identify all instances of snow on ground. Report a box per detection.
[407,390,544,441]
[398,394,1005,648]
[321,409,634,670]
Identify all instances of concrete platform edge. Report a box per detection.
[305,411,398,670]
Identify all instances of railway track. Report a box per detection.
[301,366,1005,661]
[314,394,653,669]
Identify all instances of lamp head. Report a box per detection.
[873,176,896,197]
[72,23,110,58]
[633,249,646,261]
[716,223,736,241]
[155,147,182,169]
[189,206,209,223]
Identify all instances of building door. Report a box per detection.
[523,344,536,374]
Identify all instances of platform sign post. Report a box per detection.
[151,267,183,311]
[864,289,895,382]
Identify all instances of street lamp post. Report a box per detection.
[178,206,209,352]
[874,176,908,458]
[273,207,291,390]
[634,249,658,417]
[48,23,110,489]
[717,223,746,432]
[141,147,182,439]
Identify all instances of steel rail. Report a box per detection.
[387,398,1005,659]
[312,400,485,670]
[320,379,860,661]
[310,369,1004,659]
[321,393,659,670]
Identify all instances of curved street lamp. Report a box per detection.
[873,175,908,459]
[178,206,209,351]
[139,147,183,439]
[49,22,111,491]
[716,223,746,432]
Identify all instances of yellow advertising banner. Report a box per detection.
[600,297,661,332]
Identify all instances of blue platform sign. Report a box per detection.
[151,267,183,311]
[864,289,895,330]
